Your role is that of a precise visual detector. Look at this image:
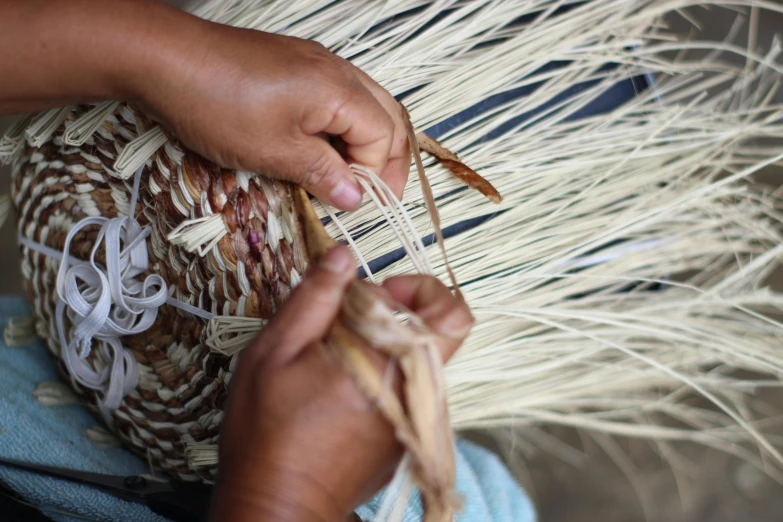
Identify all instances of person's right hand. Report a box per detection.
[135,18,410,211]
[210,246,473,522]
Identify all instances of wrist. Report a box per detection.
[209,445,356,522]
[112,3,213,108]
[209,476,348,522]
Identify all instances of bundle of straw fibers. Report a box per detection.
[3,0,783,514]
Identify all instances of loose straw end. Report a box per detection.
[293,186,339,259]
[168,214,227,256]
[416,132,503,204]
[33,381,79,406]
[4,316,36,347]
[113,126,168,180]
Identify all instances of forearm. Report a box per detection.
[0,0,205,115]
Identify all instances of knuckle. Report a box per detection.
[443,300,473,329]
[303,40,350,78]
[303,152,334,191]
[380,109,395,132]
[328,94,352,123]
[299,38,332,63]
[304,38,328,52]
[325,79,365,118]
[330,54,361,81]
[365,104,395,143]
[375,126,395,155]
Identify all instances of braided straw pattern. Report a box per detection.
[11,103,307,481]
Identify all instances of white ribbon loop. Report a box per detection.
[21,166,215,416]
[50,167,164,414]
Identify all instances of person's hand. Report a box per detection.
[2,0,409,211]
[209,246,473,522]
[136,20,410,211]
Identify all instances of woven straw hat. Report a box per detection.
[12,104,302,481]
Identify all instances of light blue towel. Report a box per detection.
[0,297,168,522]
[356,441,537,522]
[0,297,536,522]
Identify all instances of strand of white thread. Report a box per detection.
[350,164,434,275]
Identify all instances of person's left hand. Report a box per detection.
[134,19,411,210]
[209,246,473,522]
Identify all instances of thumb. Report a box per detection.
[251,246,356,366]
[297,138,364,211]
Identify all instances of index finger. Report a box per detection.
[352,68,411,200]
[247,246,356,366]
[321,80,395,177]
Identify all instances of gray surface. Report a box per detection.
[1,4,782,522]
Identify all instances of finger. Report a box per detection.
[352,69,411,201]
[379,155,410,201]
[312,80,395,180]
[248,246,356,365]
[381,275,473,362]
[293,136,364,211]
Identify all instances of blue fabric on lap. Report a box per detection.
[0,297,168,522]
[0,296,535,522]
[355,440,537,522]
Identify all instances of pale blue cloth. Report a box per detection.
[0,297,535,522]
[356,441,537,522]
[0,297,168,522]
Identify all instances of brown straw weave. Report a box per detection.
[12,103,307,482]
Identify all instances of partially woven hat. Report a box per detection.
[12,104,303,481]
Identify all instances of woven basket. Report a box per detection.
[12,103,305,481]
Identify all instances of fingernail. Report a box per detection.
[329,181,362,210]
[320,247,353,274]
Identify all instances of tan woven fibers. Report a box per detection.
[12,103,306,481]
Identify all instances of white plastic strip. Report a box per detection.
[18,166,215,416]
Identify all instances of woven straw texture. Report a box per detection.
[11,103,305,481]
